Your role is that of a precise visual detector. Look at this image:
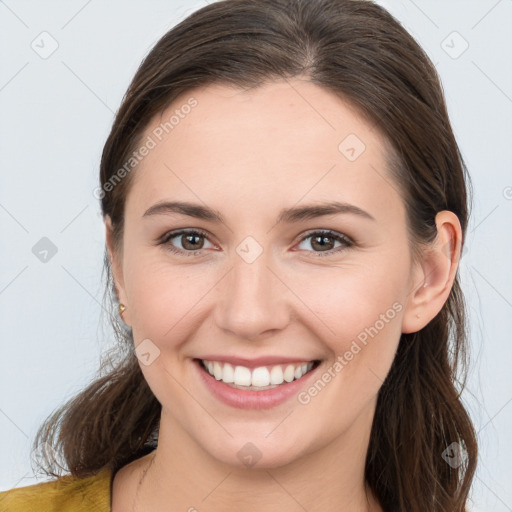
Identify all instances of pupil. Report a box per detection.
[183,234,203,250]
[313,235,333,251]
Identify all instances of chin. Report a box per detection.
[197,433,310,470]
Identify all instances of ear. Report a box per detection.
[105,215,131,326]
[401,210,462,334]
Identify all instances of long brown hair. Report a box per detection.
[33,0,477,510]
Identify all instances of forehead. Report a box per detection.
[126,79,404,225]
[148,80,384,161]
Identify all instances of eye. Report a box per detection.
[159,229,215,256]
[158,228,353,258]
[294,230,353,257]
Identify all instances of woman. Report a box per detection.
[0,0,477,510]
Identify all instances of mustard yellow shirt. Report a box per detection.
[0,467,112,512]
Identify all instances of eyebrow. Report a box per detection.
[142,200,376,224]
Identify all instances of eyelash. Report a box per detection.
[159,228,354,258]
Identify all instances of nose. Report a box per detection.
[214,250,290,341]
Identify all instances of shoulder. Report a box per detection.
[0,467,112,512]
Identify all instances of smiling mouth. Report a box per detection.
[195,358,321,391]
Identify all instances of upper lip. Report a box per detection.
[195,355,320,369]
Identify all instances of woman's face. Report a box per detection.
[108,79,427,468]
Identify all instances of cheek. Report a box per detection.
[289,261,406,388]
[124,250,218,343]
[293,261,404,336]
[292,273,404,422]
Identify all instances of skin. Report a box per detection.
[106,79,462,512]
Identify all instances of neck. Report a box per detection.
[113,405,382,512]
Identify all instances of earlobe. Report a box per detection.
[401,211,462,334]
[105,215,130,325]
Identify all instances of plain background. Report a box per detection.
[0,0,511,510]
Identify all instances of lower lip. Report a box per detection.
[193,359,320,410]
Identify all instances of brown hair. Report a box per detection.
[33,0,477,510]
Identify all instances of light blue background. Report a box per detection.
[0,1,511,510]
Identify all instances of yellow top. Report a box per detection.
[0,467,112,512]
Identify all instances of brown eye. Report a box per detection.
[160,229,214,256]
[180,233,205,250]
[295,230,353,257]
[310,234,336,251]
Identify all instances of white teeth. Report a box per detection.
[251,367,270,387]
[213,361,223,380]
[283,364,295,382]
[269,365,284,385]
[233,365,251,386]
[201,359,315,389]
[222,363,234,383]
